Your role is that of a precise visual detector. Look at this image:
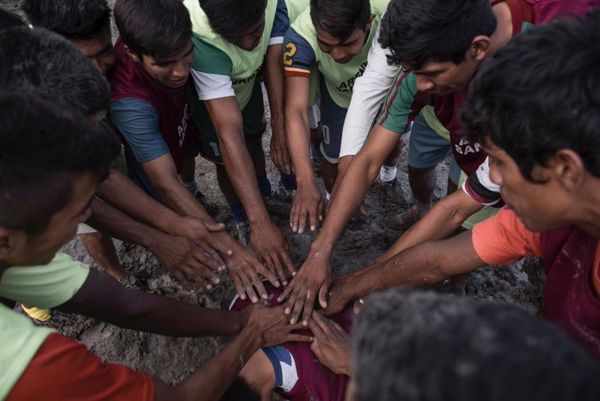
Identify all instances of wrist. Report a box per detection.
[247,209,271,227]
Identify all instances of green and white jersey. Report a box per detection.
[185,0,308,109]
[284,0,390,109]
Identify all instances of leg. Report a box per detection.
[80,231,125,280]
[239,350,276,401]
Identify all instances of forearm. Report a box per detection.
[156,328,260,401]
[219,132,270,223]
[87,198,165,249]
[59,270,244,337]
[377,192,483,263]
[265,45,286,132]
[96,169,185,234]
[286,107,315,187]
[153,175,214,223]
[343,233,484,301]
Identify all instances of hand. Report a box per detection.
[277,250,331,326]
[174,216,233,261]
[249,219,296,286]
[150,233,222,290]
[290,182,323,234]
[246,303,313,347]
[324,276,352,316]
[270,121,292,174]
[309,312,351,375]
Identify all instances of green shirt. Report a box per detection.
[0,253,90,309]
[0,303,54,400]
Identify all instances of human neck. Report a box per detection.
[570,178,600,238]
[488,2,515,55]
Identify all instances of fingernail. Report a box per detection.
[240,293,247,300]
[290,318,296,324]
[285,308,290,314]
[262,293,268,299]
[206,284,212,290]
[212,277,220,284]
[292,271,297,277]
[299,228,304,234]
[219,266,226,272]
[252,296,258,303]
[283,281,288,286]
[303,320,308,326]
[274,280,280,287]
[311,225,315,231]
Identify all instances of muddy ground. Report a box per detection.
[2,0,543,386]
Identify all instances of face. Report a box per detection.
[72,32,115,76]
[316,20,372,64]
[484,141,570,232]
[405,38,489,96]
[0,172,97,269]
[225,18,265,51]
[138,40,194,88]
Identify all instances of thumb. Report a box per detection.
[205,221,226,232]
[319,285,328,309]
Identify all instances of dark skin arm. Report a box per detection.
[376,189,484,263]
[204,96,294,284]
[58,269,246,336]
[279,124,401,325]
[326,231,486,315]
[264,43,292,174]
[153,303,312,401]
[87,199,222,288]
[286,76,324,234]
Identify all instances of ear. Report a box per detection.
[545,149,586,190]
[123,44,141,64]
[365,14,376,31]
[469,35,491,62]
[0,227,26,262]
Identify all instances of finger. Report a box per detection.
[205,221,226,232]
[308,314,328,338]
[317,198,324,222]
[290,198,301,232]
[279,252,296,283]
[182,263,214,290]
[246,267,268,301]
[271,253,288,287]
[207,235,233,258]
[285,333,314,343]
[283,283,302,318]
[278,279,295,303]
[297,206,308,234]
[300,289,316,327]
[243,279,260,303]
[254,260,280,288]
[319,284,329,309]
[290,286,309,325]
[171,270,192,290]
[230,270,245,297]
[195,247,223,272]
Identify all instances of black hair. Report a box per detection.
[352,289,600,401]
[21,0,111,41]
[310,0,371,41]
[0,27,110,116]
[114,0,192,60]
[0,91,120,236]
[463,11,600,181]
[0,7,26,29]
[219,378,261,401]
[379,0,497,68]
[199,0,267,39]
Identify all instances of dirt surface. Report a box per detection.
[2,0,543,385]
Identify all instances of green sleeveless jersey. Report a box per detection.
[291,0,390,108]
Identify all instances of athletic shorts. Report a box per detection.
[318,76,347,164]
[408,113,460,184]
[193,81,267,164]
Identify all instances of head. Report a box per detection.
[310,0,374,63]
[114,0,194,88]
[349,289,600,401]
[22,0,114,74]
[199,0,267,50]
[0,8,26,29]
[463,12,600,233]
[379,0,496,95]
[0,92,120,269]
[0,27,110,116]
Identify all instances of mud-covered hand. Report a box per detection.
[246,303,313,347]
[290,182,324,234]
[250,220,296,286]
[277,251,331,326]
[309,312,351,375]
[150,233,222,290]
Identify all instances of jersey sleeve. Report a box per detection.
[6,333,154,401]
[109,98,170,165]
[270,0,290,45]
[283,27,316,78]
[462,157,503,206]
[0,253,90,309]
[376,71,423,134]
[190,37,235,100]
[471,207,543,265]
[340,25,400,157]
